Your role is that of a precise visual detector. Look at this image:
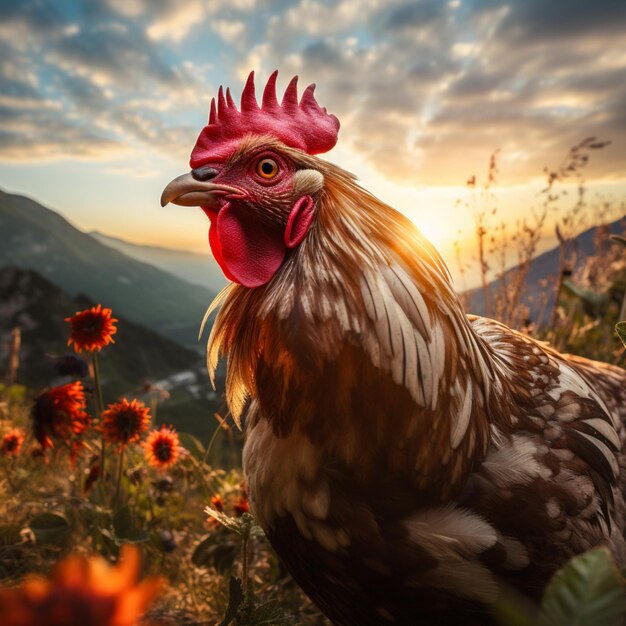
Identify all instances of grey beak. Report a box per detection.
[160,173,243,208]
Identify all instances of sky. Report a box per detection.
[1,0,625,288]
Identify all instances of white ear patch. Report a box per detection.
[293,169,324,196]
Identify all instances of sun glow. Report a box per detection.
[414,218,453,248]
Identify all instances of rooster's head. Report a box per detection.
[161,71,339,288]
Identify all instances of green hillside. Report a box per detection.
[0,265,222,440]
[0,189,215,348]
[90,230,228,293]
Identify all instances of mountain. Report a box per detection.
[0,266,221,439]
[463,217,626,323]
[90,231,228,293]
[0,189,216,348]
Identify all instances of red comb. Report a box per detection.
[190,71,340,167]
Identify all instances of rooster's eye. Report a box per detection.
[256,158,279,179]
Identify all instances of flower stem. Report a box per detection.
[240,516,254,610]
[202,417,223,466]
[92,351,105,413]
[92,352,106,482]
[242,530,250,597]
[114,445,125,509]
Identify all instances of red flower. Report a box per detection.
[0,545,162,626]
[31,382,91,452]
[65,305,117,353]
[101,399,150,446]
[234,496,250,517]
[1,428,25,456]
[210,494,224,512]
[143,426,180,470]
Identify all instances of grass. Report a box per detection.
[0,379,324,624]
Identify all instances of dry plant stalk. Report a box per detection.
[6,327,20,386]
[456,138,615,336]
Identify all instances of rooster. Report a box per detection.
[161,72,626,625]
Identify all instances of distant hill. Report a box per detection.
[0,266,221,439]
[0,189,216,348]
[90,231,228,293]
[463,217,626,323]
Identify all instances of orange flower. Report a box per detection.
[143,426,180,470]
[210,494,224,512]
[1,428,25,456]
[65,305,118,353]
[0,545,162,626]
[31,382,91,451]
[101,399,150,446]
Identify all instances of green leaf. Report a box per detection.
[29,513,70,545]
[615,322,626,349]
[218,576,244,626]
[540,548,626,626]
[112,505,149,544]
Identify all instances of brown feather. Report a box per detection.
[204,141,626,624]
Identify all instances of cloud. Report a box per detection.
[495,0,626,44]
[47,22,187,89]
[0,1,66,42]
[0,0,208,163]
[384,0,448,32]
[0,0,624,189]
[210,19,246,43]
[0,102,126,162]
[241,0,626,185]
[146,1,205,41]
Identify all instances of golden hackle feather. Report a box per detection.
[205,139,507,492]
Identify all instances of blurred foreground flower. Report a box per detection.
[65,305,118,353]
[234,496,250,517]
[102,399,150,446]
[1,427,25,456]
[143,426,180,470]
[0,545,162,626]
[31,382,91,452]
[210,494,224,512]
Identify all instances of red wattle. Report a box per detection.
[208,202,286,288]
[207,212,236,283]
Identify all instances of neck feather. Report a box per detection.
[207,164,509,495]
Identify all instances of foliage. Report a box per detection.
[0,309,322,625]
[496,548,626,626]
